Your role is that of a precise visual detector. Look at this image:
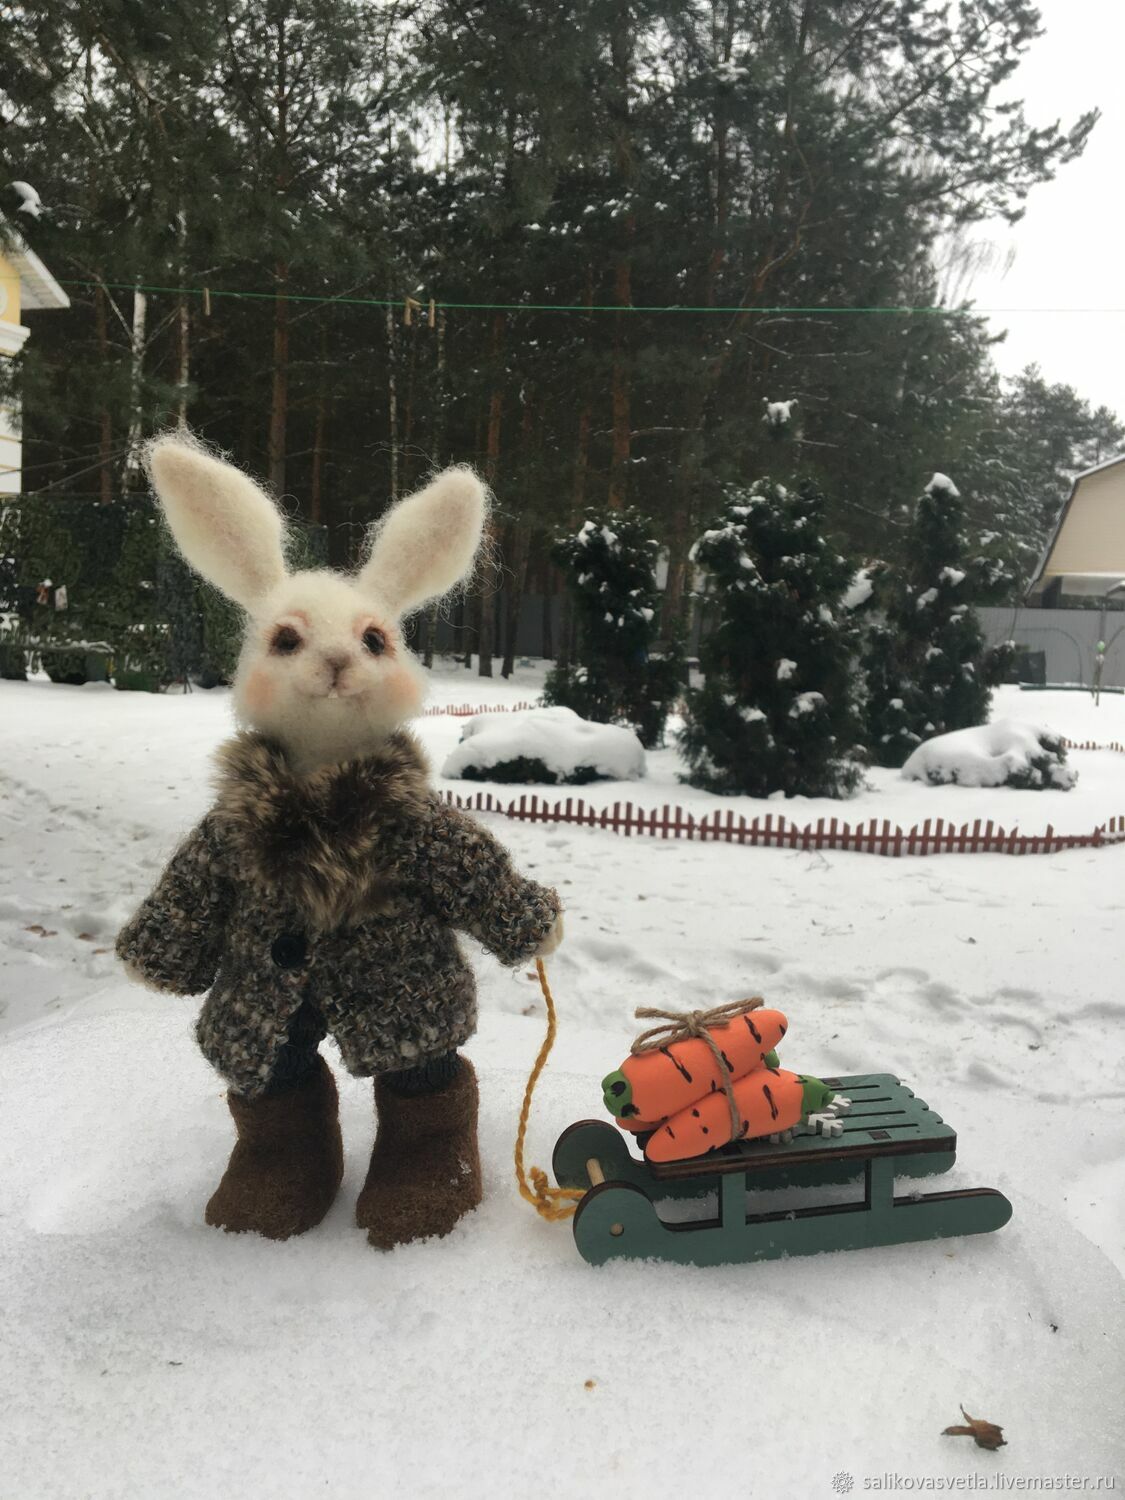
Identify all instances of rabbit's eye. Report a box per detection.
[362,627,387,656]
[271,625,302,655]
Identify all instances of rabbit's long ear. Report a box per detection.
[146,436,287,609]
[358,466,487,618]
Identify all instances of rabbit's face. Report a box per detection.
[234,571,426,762]
[147,436,486,772]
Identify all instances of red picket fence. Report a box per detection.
[422,700,538,718]
[1065,738,1125,754]
[426,714,1125,856]
[441,789,1125,858]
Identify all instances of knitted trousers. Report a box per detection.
[255,999,460,1098]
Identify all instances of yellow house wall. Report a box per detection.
[1042,465,1125,579]
[0,251,22,324]
[0,250,25,494]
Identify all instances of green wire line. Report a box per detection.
[53,278,1123,315]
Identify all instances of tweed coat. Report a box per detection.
[116,730,561,1097]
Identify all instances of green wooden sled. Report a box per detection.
[552,1074,1012,1268]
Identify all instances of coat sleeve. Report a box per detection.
[404,798,561,966]
[115,815,233,995]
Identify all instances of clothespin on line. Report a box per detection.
[404,295,436,328]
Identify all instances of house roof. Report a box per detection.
[0,220,70,310]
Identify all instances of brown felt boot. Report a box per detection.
[205,1056,344,1240]
[355,1057,483,1250]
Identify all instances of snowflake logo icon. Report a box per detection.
[831,1474,854,1496]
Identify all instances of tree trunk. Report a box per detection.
[501,521,531,677]
[609,257,632,510]
[94,283,113,504]
[268,261,289,495]
[466,589,481,671]
[541,558,554,661]
[477,312,505,678]
[174,208,190,426]
[607,9,635,511]
[122,283,147,497]
[422,309,448,669]
[434,307,448,462]
[476,550,495,677]
[175,294,190,428]
[574,401,592,511]
[401,317,418,495]
[386,299,399,502]
[664,509,692,629]
[310,370,327,525]
[420,600,440,669]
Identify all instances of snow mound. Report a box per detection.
[902,720,1078,791]
[441,706,645,785]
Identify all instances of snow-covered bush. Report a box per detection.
[863,474,1013,767]
[680,477,865,798]
[441,706,645,786]
[901,720,1077,790]
[543,509,682,748]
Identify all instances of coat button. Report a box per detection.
[270,931,308,970]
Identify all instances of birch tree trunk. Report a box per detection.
[121,283,147,497]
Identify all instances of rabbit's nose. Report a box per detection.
[324,653,350,678]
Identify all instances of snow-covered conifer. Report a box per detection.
[543,509,681,748]
[863,473,1013,767]
[681,477,864,797]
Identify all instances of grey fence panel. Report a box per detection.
[978,606,1125,690]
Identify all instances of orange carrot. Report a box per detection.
[644,1066,810,1163]
[601,1009,787,1125]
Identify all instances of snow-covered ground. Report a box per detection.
[2,665,1124,1497]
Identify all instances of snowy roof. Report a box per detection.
[1068,450,1125,484]
[0,218,70,310]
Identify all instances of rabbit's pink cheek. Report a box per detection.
[385,666,423,714]
[244,667,275,714]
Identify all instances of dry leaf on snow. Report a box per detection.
[943,1406,1006,1451]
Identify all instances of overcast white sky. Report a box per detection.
[968,0,1125,415]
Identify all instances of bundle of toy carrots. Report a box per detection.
[601,1007,845,1164]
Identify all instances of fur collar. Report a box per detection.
[211,730,432,930]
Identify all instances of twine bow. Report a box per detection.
[631,996,765,1142]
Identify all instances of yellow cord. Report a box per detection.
[514,959,586,1221]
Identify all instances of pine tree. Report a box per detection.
[543,509,681,748]
[1,0,1109,623]
[681,477,864,798]
[958,365,1125,589]
[863,474,1013,768]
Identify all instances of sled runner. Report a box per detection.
[552,1074,1012,1267]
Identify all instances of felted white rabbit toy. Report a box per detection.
[116,435,563,1248]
